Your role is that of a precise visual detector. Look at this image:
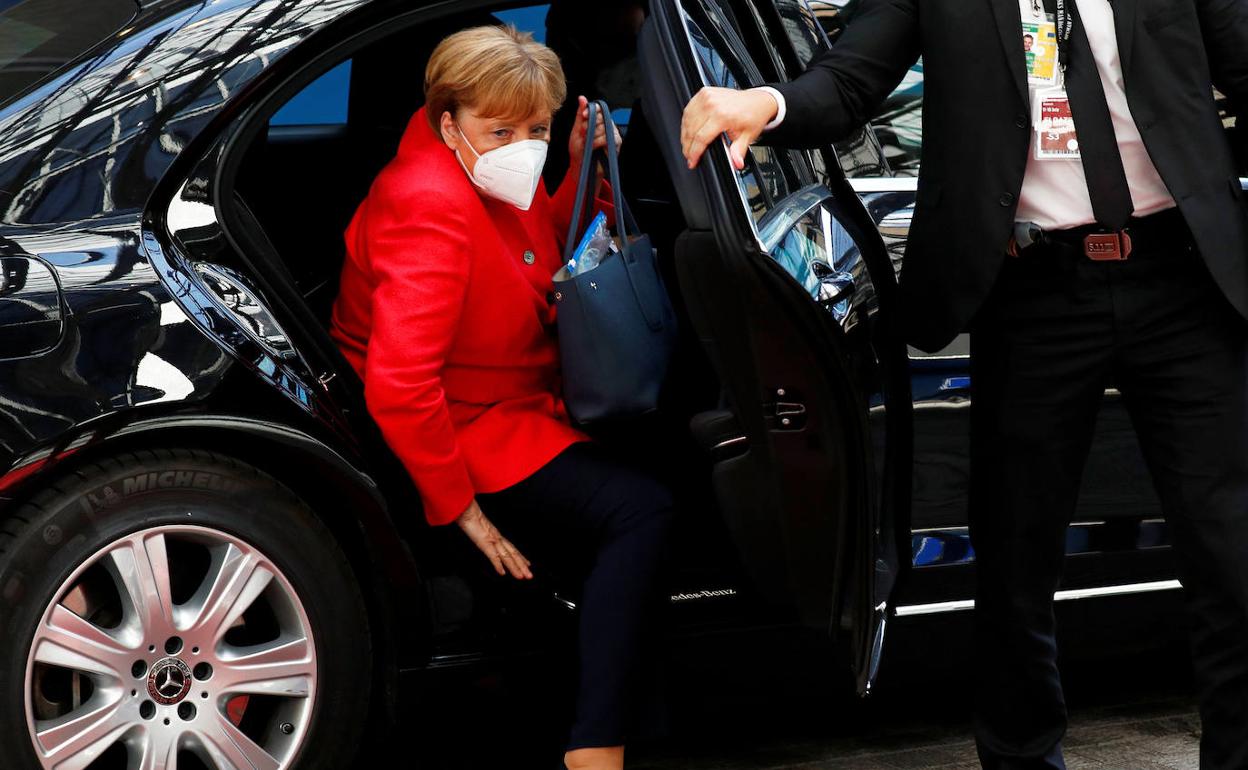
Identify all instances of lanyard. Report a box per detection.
[1055,0,1074,72]
[1031,0,1074,71]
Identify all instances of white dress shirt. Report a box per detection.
[753,85,788,131]
[755,0,1176,231]
[1016,0,1175,229]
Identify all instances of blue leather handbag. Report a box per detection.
[553,101,677,423]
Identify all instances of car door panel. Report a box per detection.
[643,0,911,692]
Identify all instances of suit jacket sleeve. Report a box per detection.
[1197,0,1248,108]
[360,184,476,527]
[766,0,921,149]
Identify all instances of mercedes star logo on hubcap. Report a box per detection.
[147,657,193,705]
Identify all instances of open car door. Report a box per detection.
[638,0,912,693]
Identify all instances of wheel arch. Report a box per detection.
[0,414,430,723]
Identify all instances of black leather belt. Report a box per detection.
[1007,207,1188,261]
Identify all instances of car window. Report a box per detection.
[0,0,136,109]
[496,6,549,41]
[678,0,865,320]
[871,60,922,175]
[266,5,595,130]
[270,60,353,127]
[680,0,811,224]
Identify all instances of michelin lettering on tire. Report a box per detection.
[77,470,244,515]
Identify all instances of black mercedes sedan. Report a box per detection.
[0,1,1183,768]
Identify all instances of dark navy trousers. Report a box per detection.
[968,219,1248,769]
[479,441,673,751]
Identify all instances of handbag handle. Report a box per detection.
[562,102,640,263]
[561,102,664,331]
[597,100,642,243]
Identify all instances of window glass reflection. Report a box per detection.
[807,0,923,176]
[873,60,922,174]
[763,193,866,323]
[681,3,804,223]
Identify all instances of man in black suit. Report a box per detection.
[682,0,1248,768]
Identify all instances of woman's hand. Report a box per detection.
[568,95,623,168]
[455,500,533,580]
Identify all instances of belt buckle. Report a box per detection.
[1083,231,1132,261]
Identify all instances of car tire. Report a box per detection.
[0,447,372,770]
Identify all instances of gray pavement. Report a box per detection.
[633,696,1200,769]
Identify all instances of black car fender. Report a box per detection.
[0,410,432,683]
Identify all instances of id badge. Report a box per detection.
[1033,87,1080,160]
[1019,0,1059,87]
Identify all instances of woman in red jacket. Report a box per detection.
[330,25,672,770]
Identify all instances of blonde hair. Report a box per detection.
[424,25,567,134]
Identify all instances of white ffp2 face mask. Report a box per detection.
[455,127,548,211]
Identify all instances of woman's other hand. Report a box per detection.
[456,500,533,580]
[568,95,623,168]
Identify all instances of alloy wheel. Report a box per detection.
[24,525,318,770]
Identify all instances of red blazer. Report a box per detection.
[331,108,608,525]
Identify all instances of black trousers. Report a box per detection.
[969,218,1248,769]
[478,441,674,751]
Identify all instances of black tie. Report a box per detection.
[1058,1,1136,229]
